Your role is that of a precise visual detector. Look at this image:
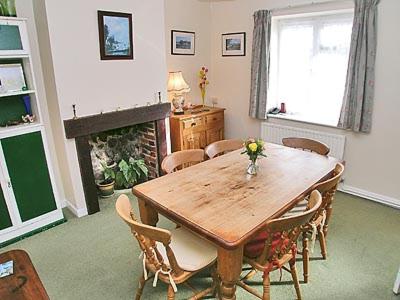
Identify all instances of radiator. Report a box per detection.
[261,123,346,160]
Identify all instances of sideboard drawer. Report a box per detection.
[205,112,224,128]
[182,117,205,135]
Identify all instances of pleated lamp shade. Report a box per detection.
[167,71,190,93]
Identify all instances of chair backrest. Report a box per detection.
[312,163,344,215]
[205,139,243,159]
[256,190,322,265]
[115,195,184,276]
[282,137,330,156]
[161,149,205,174]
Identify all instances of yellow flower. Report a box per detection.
[249,143,258,152]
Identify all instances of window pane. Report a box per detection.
[271,13,353,126]
[278,23,313,115]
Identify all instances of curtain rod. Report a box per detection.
[266,0,354,13]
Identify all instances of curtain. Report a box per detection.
[338,0,379,133]
[249,10,272,120]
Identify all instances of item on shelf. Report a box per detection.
[0,0,16,17]
[198,66,209,110]
[0,78,5,93]
[21,114,35,123]
[0,260,13,278]
[22,95,32,115]
[280,102,287,113]
[167,71,190,115]
[0,63,26,93]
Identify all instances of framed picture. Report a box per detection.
[171,30,195,55]
[0,63,26,93]
[98,10,133,60]
[222,32,246,57]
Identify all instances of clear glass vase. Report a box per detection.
[247,159,258,175]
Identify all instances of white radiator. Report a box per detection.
[261,123,346,160]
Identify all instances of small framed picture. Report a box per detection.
[98,10,134,60]
[0,63,26,93]
[171,30,195,55]
[222,32,246,57]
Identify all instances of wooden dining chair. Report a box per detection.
[116,195,218,300]
[239,190,322,300]
[282,137,330,156]
[283,163,344,283]
[161,149,205,174]
[204,139,243,159]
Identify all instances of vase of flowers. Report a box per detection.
[198,66,209,109]
[241,138,267,175]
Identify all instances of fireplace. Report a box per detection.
[64,103,170,214]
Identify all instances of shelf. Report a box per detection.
[0,54,29,59]
[0,122,42,138]
[0,90,35,98]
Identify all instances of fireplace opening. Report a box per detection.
[63,103,170,215]
[90,122,159,194]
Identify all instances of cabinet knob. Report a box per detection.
[191,123,196,127]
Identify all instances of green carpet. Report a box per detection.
[2,192,399,299]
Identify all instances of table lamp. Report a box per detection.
[167,71,190,115]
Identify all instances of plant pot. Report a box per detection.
[97,180,115,198]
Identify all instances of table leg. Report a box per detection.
[138,197,159,226]
[217,246,243,300]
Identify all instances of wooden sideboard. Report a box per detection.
[170,107,225,152]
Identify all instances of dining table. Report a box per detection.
[132,142,339,300]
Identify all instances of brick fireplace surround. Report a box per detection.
[64,103,170,214]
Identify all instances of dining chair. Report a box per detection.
[116,194,218,300]
[284,163,344,283]
[204,139,243,159]
[239,190,322,300]
[161,149,205,174]
[282,137,330,156]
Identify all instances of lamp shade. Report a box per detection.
[167,71,190,93]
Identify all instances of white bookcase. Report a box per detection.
[0,16,64,246]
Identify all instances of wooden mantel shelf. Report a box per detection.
[64,103,171,139]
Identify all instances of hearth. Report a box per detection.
[64,103,170,214]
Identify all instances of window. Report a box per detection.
[268,11,354,126]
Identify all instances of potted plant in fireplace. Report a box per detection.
[115,157,148,190]
[97,162,116,198]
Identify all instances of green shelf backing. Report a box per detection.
[0,184,12,230]
[0,95,26,125]
[0,24,23,51]
[2,131,57,222]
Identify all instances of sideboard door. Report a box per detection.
[0,184,12,231]
[1,131,57,222]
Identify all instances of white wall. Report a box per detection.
[15,0,67,208]
[165,0,212,105]
[209,0,400,204]
[32,0,168,214]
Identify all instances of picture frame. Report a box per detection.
[97,10,134,60]
[0,63,26,93]
[222,32,246,57]
[171,30,195,55]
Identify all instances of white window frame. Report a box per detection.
[268,9,354,128]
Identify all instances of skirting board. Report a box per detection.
[63,199,88,218]
[340,184,400,210]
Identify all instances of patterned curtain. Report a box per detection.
[249,10,272,120]
[338,0,380,133]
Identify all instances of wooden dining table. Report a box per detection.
[132,142,339,300]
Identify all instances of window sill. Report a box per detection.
[267,113,341,129]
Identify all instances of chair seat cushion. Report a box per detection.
[282,199,308,218]
[157,227,217,272]
[244,231,282,258]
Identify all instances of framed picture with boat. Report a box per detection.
[97,10,134,60]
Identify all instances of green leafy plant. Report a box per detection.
[100,161,115,185]
[115,158,148,189]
